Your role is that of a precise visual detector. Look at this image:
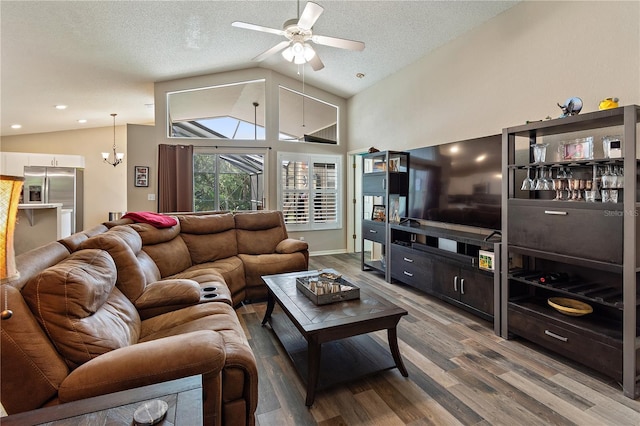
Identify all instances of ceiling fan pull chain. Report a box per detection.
[302,64,306,129]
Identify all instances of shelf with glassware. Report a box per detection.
[361,151,409,282]
[502,105,640,398]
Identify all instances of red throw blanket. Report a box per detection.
[122,211,177,228]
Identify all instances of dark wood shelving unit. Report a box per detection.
[361,151,409,282]
[501,105,640,398]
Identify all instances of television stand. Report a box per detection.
[389,223,501,332]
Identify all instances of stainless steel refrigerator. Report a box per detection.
[23,166,84,233]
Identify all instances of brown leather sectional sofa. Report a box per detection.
[1,210,309,425]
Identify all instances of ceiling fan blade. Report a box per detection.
[252,40,291,62]
[309,52,324,71]
[297,2,324,30]
[232,21,285,36]
[311,35,365,51]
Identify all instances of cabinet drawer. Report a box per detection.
[363,173,407,195]
[508,302,624,380]
[390,245,433,289]
[362,221,386,243]
[508,204,622,264]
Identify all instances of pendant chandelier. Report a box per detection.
[102,113,124,167]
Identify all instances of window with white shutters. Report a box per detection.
[278,153,342,231]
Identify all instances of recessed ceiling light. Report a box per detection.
[450,146,459,154]
[77,119,87,124]
[476,154,487,162]
[55,105,67,110]
[356,73,365,79]
[11,124,22,129]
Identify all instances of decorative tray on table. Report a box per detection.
[296,270,360,305]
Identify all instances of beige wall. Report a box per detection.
[347,1,640,152]
[0,126,127,229]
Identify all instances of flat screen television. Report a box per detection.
[407,134,502,231]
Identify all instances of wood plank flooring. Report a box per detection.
[236,253,640,426]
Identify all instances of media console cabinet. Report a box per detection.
[389,223,501,329]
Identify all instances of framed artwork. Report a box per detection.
[563,137,593,161]
[134,166,149,187]
[372,205,386,222]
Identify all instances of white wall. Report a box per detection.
[1,126,127,229]
[347,1,640,152]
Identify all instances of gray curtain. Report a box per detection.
[158,144,193,213]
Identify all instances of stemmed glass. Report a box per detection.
[521,167,533,191]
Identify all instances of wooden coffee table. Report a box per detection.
[261,269,408,406]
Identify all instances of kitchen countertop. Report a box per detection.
[18,203,63,209]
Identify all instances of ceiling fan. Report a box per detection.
[232,1,365,71]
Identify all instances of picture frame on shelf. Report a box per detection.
[134,166,149,187]
[371,205,386,222]
[563,137,593,160]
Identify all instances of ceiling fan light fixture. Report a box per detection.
[282,45,294,62]
[303,43,316,61]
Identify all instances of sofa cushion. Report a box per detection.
[235,211,287,255]
[131,222,193,278]
[79,227,150,302]
[178,257,246,305]
[22,249,141,370]
[179,213,238,263]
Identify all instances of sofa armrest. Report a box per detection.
[58,330,225,403]
[134,279,201,311]
[275,238,308,254]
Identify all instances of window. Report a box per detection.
[278,152,342,231]
[168,80,266,140]
[279,86,338,144]
[193,150,266,211]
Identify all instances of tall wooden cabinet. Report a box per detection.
[501,105,639,398]
[361,151,409,282]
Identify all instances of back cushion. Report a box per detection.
[179,213,238,263]
[235,211,287,255]
[22,249,141,370]
[131,222,192,278]
[79,226,155,302]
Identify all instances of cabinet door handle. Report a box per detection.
[382,178,386,190]
[544,210,568,216]
[369,229,377,234]
[454,276,458,292]
[403,257,414,263]
[544,330,568,342]
[403,271,413,277]
[460,278,465,295]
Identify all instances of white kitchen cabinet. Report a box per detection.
[0,152,30,176]
[28,153,84,168]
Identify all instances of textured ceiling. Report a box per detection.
[1,1,518,137]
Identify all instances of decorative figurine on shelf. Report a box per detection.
[368,147,380,153]
[599,97,619,110]
[557,97,583,117]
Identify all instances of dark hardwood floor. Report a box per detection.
[236,253,640,426]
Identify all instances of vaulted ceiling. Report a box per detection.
[1,1,519,137]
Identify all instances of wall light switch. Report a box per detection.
[148,194,156,201]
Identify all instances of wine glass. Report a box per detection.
[521,167,533,191]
